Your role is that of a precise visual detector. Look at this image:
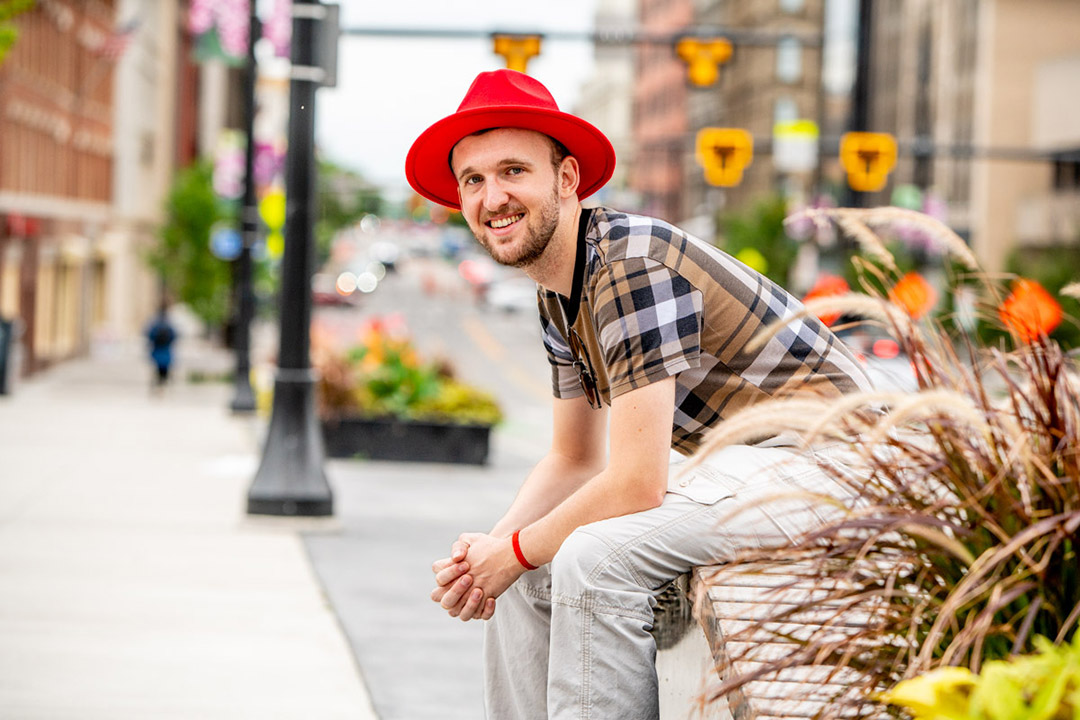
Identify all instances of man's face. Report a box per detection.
[451,128,563,269]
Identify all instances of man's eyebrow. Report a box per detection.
[456,157,536,182]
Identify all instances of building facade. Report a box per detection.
[864,0,1080,270]
[0,0,120,375]
[0,0,216,380]
[630,0,693,224]
[574,0,639,210]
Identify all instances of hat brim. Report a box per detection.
[405,106,616,210]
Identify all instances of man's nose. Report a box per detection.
[482,177,509,211]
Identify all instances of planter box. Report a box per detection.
[321,416,492,465]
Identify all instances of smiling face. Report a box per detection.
[451,128,575,269]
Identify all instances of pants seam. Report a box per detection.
[578,500,725,589]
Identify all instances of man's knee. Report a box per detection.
[551,528,637,593]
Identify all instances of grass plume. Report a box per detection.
[696,207,1080,718]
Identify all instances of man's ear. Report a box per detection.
[559,156,581,199]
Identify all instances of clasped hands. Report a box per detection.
[430,531,525,622]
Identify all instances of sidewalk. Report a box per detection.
[0,339,377,719]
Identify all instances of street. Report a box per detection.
[304,249,555,720]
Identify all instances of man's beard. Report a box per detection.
[474,184,560,269]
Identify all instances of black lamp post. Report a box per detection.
[230,1,259,414]
[247,0,332,516]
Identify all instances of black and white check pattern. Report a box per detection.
[538,208,873,455]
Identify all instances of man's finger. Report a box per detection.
[435,561,469,587]
[440,574,473,610]
[431,557,453,574]
[450,540,469,563]
[480,597,496,621]
[458,588,484,622]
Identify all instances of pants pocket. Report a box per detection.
[665,461,737,504]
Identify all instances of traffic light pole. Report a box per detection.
[847,0,874,208]
[247,0,332,517]
[229,3,259,414]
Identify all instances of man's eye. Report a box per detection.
[464,175,482,185]
[506,167,524,176]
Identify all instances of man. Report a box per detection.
[405,69,872,719]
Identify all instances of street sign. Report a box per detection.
[210,225,243,261]
[772,119,819,173]
[696,128,753,187]
[840,132,897,192]
[676,37,732,87]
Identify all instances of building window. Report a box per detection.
[776,37,802,83]
[1052,153,1080,191]
[780,0,805,12]
[774,96,799,126]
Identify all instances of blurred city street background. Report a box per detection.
[1,0,1078,717]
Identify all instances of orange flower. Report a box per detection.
[889,272,937,319]
[998,278,1063,343]
[803,274,850,326]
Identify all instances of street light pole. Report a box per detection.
[247,0,332,517]
[230,1,259,414]
[846,0,874,208]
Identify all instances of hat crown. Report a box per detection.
[457,69,560,113]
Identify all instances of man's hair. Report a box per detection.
[449,129,571,176]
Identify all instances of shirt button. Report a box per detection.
[679,480,690,487]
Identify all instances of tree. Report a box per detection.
[149,160,233,329]
[316,158,383,267]
[0,1,35,68]
[714,194,799,288]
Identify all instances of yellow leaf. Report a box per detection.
[878,667,977,720]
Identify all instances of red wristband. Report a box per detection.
[512,530,538,571]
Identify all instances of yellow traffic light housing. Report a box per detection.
[493,34,542,74]
[840,132,898,192]
[696,128,753,187]
[676,37,733,87]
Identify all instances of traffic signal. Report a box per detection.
[493,34,542,74]
[840,132,897,192]
[696,128,753,187]
[676,37,733,87]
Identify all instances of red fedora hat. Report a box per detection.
[405,69,616,210]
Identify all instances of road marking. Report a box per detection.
[461,314,551,404]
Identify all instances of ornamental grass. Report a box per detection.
[692,207,1079,718]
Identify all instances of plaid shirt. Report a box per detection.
[539,207,874,456]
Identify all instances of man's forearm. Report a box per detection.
[489,452,604,538]
[514,465,666,568]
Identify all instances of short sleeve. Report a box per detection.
[590,258,703,398]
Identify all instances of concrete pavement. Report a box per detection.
[0,338,377,719]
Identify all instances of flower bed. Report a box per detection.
[313,315,502,465]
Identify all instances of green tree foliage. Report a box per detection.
[0,0,37,67]
[149,160,233,328]
[715,194,800,287]
[316,159,383,267]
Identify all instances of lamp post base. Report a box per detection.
[230,378,257,413]
[247,372,333,517]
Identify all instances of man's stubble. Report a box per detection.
[474,179,561,270]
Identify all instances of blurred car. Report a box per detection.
[834,322,917,392]
[312,272,363,307]
[484,276,539,314]
[369,240,401,271]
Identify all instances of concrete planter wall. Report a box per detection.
[321,416,492,465]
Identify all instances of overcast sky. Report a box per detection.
[315,1,600,195]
